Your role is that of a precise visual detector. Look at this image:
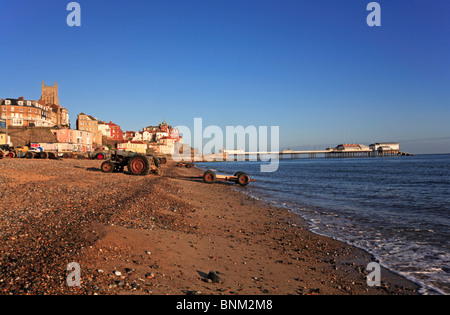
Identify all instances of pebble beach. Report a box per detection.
[0,158,421,295]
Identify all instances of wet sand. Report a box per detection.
[0,158,420,295]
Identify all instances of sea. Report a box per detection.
[196,154,450,295]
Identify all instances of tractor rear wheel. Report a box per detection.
[25,152,34,159]
[101,161,114,173]
[128,155,150,176]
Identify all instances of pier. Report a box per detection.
[197,142,415,162]
[226,150,406,161]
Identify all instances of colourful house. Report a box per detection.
[117,140,147,154]
[54,129,93,152]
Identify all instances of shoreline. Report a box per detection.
[0,158,421,295]
[233,191,434,295]
[194,160,447,296]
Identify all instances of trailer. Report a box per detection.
[201,170,254,186]
[30,142,79,159]
[171,170,255,186]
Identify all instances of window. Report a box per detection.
[11,107,14,112]
[12,119,23,126]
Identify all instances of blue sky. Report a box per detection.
[1,0,449,153]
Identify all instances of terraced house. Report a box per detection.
[0,81,69,128]
[76,113,103,146]
[0,97,53,127]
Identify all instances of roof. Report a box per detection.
[2,98,34,106]
[371,142,399,145]
[1,98,19,105]
[120,140,146,144]
[339,144,360,147]
[77,113,97,121]
[160,136,180,140]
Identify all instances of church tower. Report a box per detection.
[41,81,59,106]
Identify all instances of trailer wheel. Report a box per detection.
[101,161,114,173]
[203,170,216,184]
[48,152,56,159]
[25,152,34,159]
[63,153,69,159]
[128,155,150,176]
[237,173,250,186]
[40,152,48,159]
